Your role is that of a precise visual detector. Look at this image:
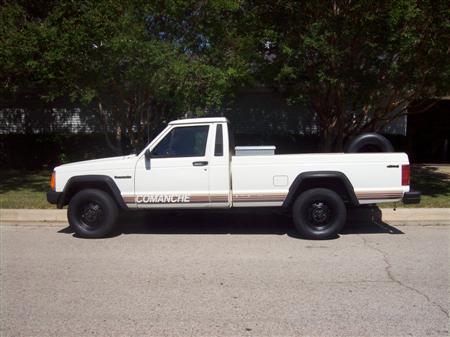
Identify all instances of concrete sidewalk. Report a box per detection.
[1,208,449,226]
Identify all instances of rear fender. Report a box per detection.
[283,171,359,208]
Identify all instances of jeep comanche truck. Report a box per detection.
[47,117,420,239]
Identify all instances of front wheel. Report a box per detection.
[68,189,119,238]
[292,188,346,239]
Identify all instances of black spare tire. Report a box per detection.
[344,133,394,153]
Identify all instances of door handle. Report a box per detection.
[193,161,208,166]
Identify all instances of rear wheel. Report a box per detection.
[292,188,346,239]
[68,189,118,238]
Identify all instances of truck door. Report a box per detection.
[134,124,212,208]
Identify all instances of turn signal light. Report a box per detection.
[50,171,56,191]
[402,165,410,186]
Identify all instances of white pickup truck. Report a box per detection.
[47,117,420,239]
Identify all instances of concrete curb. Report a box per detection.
[1,208,449,226]
[1,209,67,223]
[347,207,450,226]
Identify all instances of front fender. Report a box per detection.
[58,175,127,209]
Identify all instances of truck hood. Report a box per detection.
[55,154,137,172]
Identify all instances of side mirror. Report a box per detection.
[144,149,151,170]
[145,149,152,160]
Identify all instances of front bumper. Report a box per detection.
[403,191,421,204]
[47,191,62,206]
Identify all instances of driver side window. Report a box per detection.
[151,125,209,158]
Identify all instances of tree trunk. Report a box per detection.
[97,101,123,155]
[318,127,335,152]
[318,125,345,152]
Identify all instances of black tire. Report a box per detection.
[292,188,346,239]
[344,133,394,153]
[68,189,119,238]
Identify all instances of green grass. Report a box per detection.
[383,164,450,208]
[0,170,53,209]
[0,165,449,209]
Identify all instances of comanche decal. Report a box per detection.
[122,194,228,204]
[137,194,191,203]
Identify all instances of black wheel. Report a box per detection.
[68,189,118,238]
[344,133,394,153]
[292,188,346,239]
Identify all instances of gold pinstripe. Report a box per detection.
[122,190,404,204]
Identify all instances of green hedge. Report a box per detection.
[0,132,412,170]
[0,134,118,170]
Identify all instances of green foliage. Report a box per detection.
[0,0,246,152]
[1,1,449,152]
[246,0,450,150]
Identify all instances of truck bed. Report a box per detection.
[231,152,409,206]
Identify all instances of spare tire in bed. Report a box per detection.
[344,133,394,153]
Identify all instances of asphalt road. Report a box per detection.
[1,212,449,337]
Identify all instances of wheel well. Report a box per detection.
[286,177,356,208]
[62,182,118,207]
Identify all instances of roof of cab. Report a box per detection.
[169,117,228,125]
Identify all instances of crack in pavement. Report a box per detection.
[358,234,449,318]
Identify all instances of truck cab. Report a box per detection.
[132,117,232,208]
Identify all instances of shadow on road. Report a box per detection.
[58,206,403,239]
